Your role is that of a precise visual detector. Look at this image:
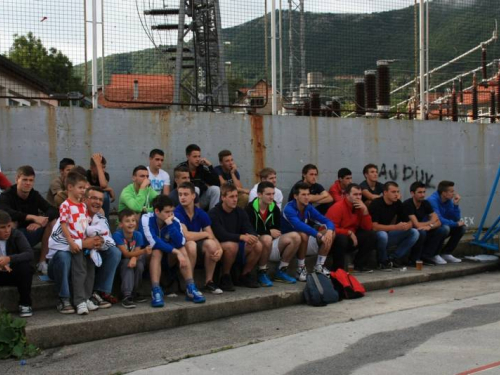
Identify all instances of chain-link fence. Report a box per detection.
[0,0,499,119]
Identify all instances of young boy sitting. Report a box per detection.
[59,172,95,315]
[139,195,205,307]
[113,209,152,308]
[0,210,34,317]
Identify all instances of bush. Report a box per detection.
[0,310,39,359]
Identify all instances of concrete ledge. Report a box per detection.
[1,235,490,313]
[22,260,498,349]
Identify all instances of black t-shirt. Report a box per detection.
[86,170,110,187]
[369,197,408,225]
[359,180,384,202]
[287,180,326,202]
[403,198,434,222]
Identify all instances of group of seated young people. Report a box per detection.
[0,147,466,318]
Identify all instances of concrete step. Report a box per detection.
[22,260,499,350]
[0,234,494,313]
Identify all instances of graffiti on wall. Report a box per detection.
[378,163,435,189]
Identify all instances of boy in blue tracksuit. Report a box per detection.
[282,182,335,281]
[139,195,205,306]
[427,180,466,263]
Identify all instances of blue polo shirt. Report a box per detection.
[174,205,211,232]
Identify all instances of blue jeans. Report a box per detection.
[48,251,72,299]
[93,246,122,294]
[376,229,420,263]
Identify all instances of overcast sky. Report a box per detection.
[0,0,414,64]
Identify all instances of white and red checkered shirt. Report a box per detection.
[59,199,90,240]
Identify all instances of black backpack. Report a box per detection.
[303,273,339,306]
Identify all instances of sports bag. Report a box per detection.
[330,269,365,300]
[303,272,339,306]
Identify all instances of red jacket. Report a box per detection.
[0,172,11,190]
[328,180,346,203]
[326,197,373,236]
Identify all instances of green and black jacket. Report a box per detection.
[245,198,281,236]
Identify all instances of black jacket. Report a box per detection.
[209,203,256,243]
[175,161,220,195]
[0,184,59,228]
[245,198,281,236]
[5,229,34,264]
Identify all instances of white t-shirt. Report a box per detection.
[249,183,283,210]
[0,240,6,257]
[147,167,171,195]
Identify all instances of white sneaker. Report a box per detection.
[296,266,308,282]
[19,305,33,318]
[431,255,447,265]
[76,302,89,315]
[86,299,99,311]
[314,264,331,278]
[37,261,48,275]
[441,254,462,263]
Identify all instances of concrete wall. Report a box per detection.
[1,106,499,228]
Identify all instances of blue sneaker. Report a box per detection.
[258,272,273,287]
[186,284,206,304]
[151,286,164,308]
[274,268,297,284]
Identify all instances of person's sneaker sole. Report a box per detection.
[274,278,297,284]
[185,296,206,303]
[122,301,136,309]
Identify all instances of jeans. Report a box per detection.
[410,226,450,262]
[120,256,146,297]
[376,229,420,263]
[440,225,466,254]
[199,186,220,210]
[18,227,44,247]
[71,251,95,305]
[331,229,377,269]
[48,251,72,299]
[94,246,121,294]
[0,261,33,306]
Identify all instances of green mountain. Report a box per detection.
[76,0,500,98]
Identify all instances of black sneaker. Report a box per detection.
[219,274,235,292]
[354,266,374,273]
[205,281,223,294]
[391,259,404,268]
[133,293,148,303]
[239,272,260,288]
[422,258,437,266]
[378,262,393,272]
[121,296,136,309]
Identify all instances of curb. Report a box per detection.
[25,260,498,349]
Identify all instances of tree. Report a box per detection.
[7,32,82,95]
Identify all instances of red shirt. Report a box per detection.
[259,208,269,223]
[325,197,373,236]
[0,172,11,190]
[328,180,347,203]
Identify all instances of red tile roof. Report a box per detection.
[99,74,174,108]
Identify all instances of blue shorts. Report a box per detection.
[236,241,247,265]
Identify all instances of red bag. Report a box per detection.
[330,269,365,300]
